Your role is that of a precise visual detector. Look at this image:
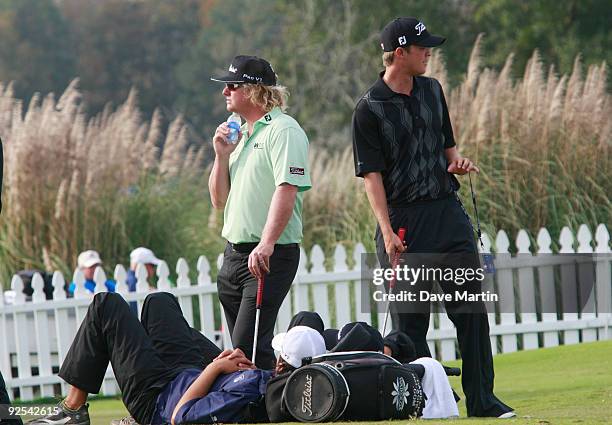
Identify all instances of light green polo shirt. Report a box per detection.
[222,107,311,244]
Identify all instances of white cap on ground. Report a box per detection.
[78,250,102,268]
[130,247,161,266]
[272,325,326,368]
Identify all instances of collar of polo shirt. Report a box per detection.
[370,70,422,99]
[255,106,282,126]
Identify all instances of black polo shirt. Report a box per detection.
[352,72,458,205]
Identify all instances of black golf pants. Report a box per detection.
[375,195,512,417]
[217,243,299,370]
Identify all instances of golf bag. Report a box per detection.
[266,351,424,422]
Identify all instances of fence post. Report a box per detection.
[197,256,216,344]
[32,273,54,397]
[157,260,172,292]
[135,263,149,317]
[93,267,107,294]
[516,230,538,350]
[481,232,498,355]
[559,226,579,344]
[537,228,559,348]
[310,245,330,329]
[352,243,370,324]
[333,244,350,329]
[496,230,517,354]
[114,264,128,295]
[52,271,71,394]
[577,225,597,342]
[594,224,611,340]
[176,259,193,327]
[11,274,33,400]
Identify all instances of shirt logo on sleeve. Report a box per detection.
[290,167,305,175]
[264,114,272,122]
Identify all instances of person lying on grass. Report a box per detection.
[27,292,325,425]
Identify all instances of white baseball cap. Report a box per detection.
[272,325,326,368]
[130,247,161,266]
[78,250,102,268]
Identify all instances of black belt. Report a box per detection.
[228,242,299,253]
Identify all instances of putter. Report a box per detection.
[252,275,265,364]
[382,227,406,337]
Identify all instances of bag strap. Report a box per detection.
[468,173,485,251]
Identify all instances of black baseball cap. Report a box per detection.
[287,311,325,336]
[210,55,277,86]
[330,322,384,352]
[380,17,445,51]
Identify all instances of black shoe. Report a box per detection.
[26,401,90,425]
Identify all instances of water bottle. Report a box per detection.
[226,113,242,144]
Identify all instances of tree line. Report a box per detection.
[0,0,609,151]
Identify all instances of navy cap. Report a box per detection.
[380,17,445,51]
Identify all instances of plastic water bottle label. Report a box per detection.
[227,121,240,143]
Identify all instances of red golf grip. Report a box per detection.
[397,227,406,243]
[256,276,264,308]
[389,227,407,289]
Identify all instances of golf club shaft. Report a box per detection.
[252,275,265,364]
[252,309,261,364]
[382,227,406,336]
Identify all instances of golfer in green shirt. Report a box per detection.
[209,55,311,369]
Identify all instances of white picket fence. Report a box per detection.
[0,223,610,401]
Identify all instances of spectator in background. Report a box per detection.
[126,247,161,292]
[68,250,116,294]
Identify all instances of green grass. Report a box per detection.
[18,340,612,424]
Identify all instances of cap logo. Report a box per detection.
[415,22,426,36]
[243,73,262,82]
[228,65,237,73]
[398,35,407,46]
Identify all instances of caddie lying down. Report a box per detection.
[28,294,458,424]
[27,293,325,425]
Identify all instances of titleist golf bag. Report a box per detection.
[266,351,424,422]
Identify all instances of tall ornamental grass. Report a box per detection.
[0,80,221,285]
[0,41,609,287]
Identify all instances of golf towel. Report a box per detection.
[411,357,459,419]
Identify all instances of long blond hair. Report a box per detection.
[242,84,289,112]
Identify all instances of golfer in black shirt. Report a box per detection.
[352,17,514,418]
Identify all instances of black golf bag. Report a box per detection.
[266,351,425,422]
